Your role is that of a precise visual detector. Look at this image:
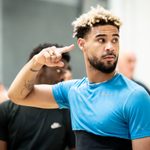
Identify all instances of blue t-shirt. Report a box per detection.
[52,73,150,140]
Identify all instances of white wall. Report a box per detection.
[0,0,2,82]
[39,0,77,6]
[110,0,150,88]
[2,0,78,87]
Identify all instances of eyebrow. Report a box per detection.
[95,33,119,38]
[113,34,119,37]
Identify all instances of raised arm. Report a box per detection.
[8,44,74,108]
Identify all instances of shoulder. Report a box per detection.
[0,100,20,116]
[124,89,150,139]
[116,73,146,93]
[0,100,19,108]
[0,100,12,110]
[52,78,86,90]
[132,79,150,95]
[123,87,150,117]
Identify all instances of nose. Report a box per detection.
[104,42,114,51]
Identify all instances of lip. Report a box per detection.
[103,55,115,61]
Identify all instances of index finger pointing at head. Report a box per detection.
[58,44,74,54]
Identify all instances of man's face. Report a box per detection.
[37,60,69,84]
[82,25,119,73]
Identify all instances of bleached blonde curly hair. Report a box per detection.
[72,5,122,38]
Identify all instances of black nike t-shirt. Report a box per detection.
[0,100,75,150]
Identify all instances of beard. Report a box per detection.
[88,55,118,73]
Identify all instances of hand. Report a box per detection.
[34,44,74,67]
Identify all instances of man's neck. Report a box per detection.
[87,69,117,83]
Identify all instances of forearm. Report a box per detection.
[8,57,43,101]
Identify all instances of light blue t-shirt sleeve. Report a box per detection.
[124,88,150,139]
[52,80,77,109]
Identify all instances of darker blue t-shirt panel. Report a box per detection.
[75,130,132,150]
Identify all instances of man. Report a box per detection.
[8,6,150,150]
[118,50,150,95]
[0,43,75,150]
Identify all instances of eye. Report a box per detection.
[112,37,119,43]
[56,69,61,73]
[98,38,105,43]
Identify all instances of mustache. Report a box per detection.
[102,51,116,58]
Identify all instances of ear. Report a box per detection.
[77,38,85,51]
